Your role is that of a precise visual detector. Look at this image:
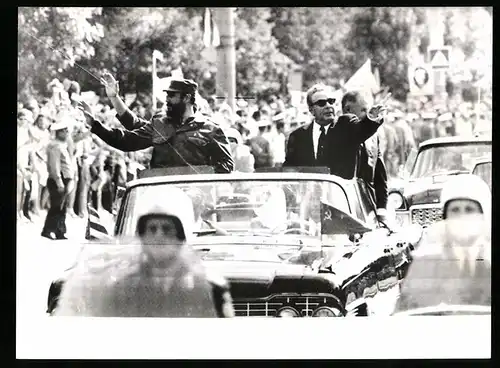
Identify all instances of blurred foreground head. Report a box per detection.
[440,174,491,246]
[135,187,195,263]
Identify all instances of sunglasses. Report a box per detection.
[313,98,336,107]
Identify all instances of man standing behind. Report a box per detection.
[41,120,74,240]
[342,91,388,220]
[78,73,233,173]
[248,120,273,170]
[284,84,387,179]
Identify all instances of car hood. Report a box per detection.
[195,242,347,298]
[203,258,339,298]
[394,173,470,207]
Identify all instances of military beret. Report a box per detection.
[164,78,198,95]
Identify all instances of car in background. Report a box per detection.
[387,136,491,228]
[47,168,422,318]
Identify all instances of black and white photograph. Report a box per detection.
[16,7,491,359]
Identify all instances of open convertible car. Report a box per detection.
[47,167,423,317]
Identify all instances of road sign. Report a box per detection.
[428,46,451,70]
[408,63,434,96]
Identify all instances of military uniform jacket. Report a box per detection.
[90,109,234,173]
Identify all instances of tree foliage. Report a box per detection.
[17,7,103,102]
[234,8,288,97]
[18,7,491,105]
[65,7,207,106]
[270,7,353,89]
[343,7,426,101]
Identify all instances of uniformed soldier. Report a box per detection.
[78,73,234,173]
[395,175,491,312]
[41,119,75,240]
[53,187,234,317]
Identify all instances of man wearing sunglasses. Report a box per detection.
[78,72,234,174]
[284,84,387,179]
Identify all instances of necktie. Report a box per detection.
[317,125,327,164]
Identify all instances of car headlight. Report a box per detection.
[276,307,300,317]
[312,307,342,317]
[387,192,404,210]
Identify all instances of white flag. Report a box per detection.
[212,17,220,47]
[171,67,184,79]
[152,49,164,62]
[203,8,212,48]
[343,59,379,105]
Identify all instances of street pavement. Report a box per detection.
[16,210,114,317]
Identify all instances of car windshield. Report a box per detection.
[118,179,350,239]
[410,142,491,179]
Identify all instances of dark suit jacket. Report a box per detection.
[357,133,388,209]
[283,114,383,179]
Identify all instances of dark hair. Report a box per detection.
[34,114,48,127]
[341,91,366,109]
[306,83,329,107]
[180,92,196,106]
[252,111,261,120]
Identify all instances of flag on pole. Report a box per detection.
[203,8,212,48]
[171,67,184,79]
[343,59,380,106]
[212,15,220,47]
[153,49,164,62]
[203,8,220,48]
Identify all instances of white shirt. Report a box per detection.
[312,121,331,159]
[271,132,286,164]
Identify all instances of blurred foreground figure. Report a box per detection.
[54,188,234,317]
[395,175,491,312]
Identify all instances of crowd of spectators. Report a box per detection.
[17,78,150,223]
[17,77,491,223]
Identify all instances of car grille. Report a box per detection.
[232,294,342,317]
[411,207,442,227]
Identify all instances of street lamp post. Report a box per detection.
[212,7,237,113]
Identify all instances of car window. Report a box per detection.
[410,143,491,179]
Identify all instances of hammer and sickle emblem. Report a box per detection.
[324,208,332,221]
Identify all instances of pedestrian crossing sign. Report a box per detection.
[428,47,451,70]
